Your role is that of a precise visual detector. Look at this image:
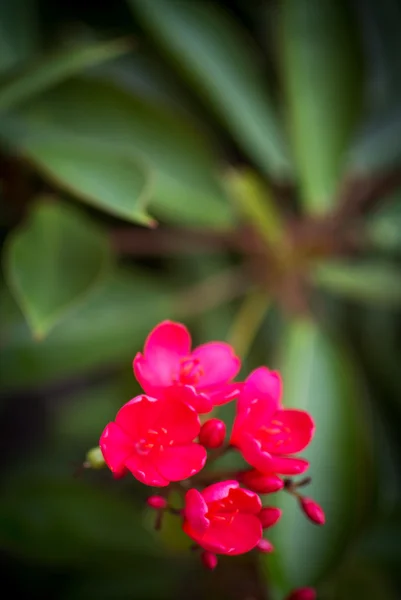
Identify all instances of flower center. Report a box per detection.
[176,357,204,385]
[258,419,292,452]
[135,427,169,456]
[207,496,238,524]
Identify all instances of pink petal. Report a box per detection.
[228,488,262,514]
[99,422,134,474]
[239,367,281,419]
[269,456,310,475]
[184,489,210,534]
[155,443,206,481]
[163,385,213,414]
[133,353,161,394]
[155,397,200,444]
[184,513,262,555]
[208,382,243,406]
[115,395,159,439]
[125,454,169,487]
[141,321,191,386]
[262,409,315,455]
[238,432,274,473]
[202,480,239,503]
[191,342,240,388]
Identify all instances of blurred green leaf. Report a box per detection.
[354,510,401,568]
[23,140,154,225]
[4,199,113,339]
[0,268,174,390]
[366,191,401,252]
[320,560,398,600]
[129,0,291,179]
[0,477,158,566]
[350,103,401,173]
[0,38,131,112]
[264,319,370,591]
[2,78,234,229]
[0,0,39,75]
[311,260,401,307]
[279,0,362,214]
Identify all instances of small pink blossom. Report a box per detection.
[286,588,316,600]
[199,418,226,449]
[256,538,274,553]
[147,495,168,509]
[231,367,314,475]
[240,469,284,493]
[133,321,241,412]
[183,481,263,555]
[100,394,206,486]
[259,507,282,529]
[201,550,218,570]
[300,497,326,525]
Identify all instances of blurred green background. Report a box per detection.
[1,1,401,598]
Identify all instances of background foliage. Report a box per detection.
[1,1,401,599]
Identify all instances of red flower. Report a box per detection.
[199,418,226,449]
[300,497,326,525]
[240,469,284,493]
[183,481,263,555]
[231,367,314,475]
[133,321,241,412]
[99,394,206,486]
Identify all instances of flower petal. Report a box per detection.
[238,432,274,473]
[132,353,160,394]
[142,321,191,385]
[184,489,210,534]
[228,488,262,514]
[125,454,169,487]
[184,513,262,555]
[155,443,206,481]
[99,422,134,474]
[268,456,310,475]
[155,397,201,443]
[262,409,315,455]
[202,480,239,503]
[191,342,240,388]
[240,367,281,418]
[163,385,213,414]
[115,395,159,439]
[208,382,243,406]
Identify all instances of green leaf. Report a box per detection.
[311,260,401,307]
[279,0,362,214]
[366,191,401,252]
[0,38,131,112]
[350,103,401,173]
[4,198,113,339]
[23,139,154,225]
[0,0,39,75]
[0,477,158,566]
[2,78,234,229]
[264,319,371,591]
[0,268,174,390]
[321,560,398,600]
[129,0,291,179]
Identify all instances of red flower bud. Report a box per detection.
[201,550,218,570]
[259,507,282,529]
[241,469,284,494]
[286,587,316,600]
[256,539,274,553]
[199,418,226,449]
[147,495,168,510]
[300,497,325,525]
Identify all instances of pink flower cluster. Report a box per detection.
[98,321,324,584]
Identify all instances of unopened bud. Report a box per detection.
[300,497,325,525]
[241,469,284,494]
[85,446,106,470]
[147,495,168,510]
[199,418,226,449]
[286,587,316,600]
[257,539,274,553]
[201,550,218,570]
[259,507,282,529]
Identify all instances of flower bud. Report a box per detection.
[259,507,282,529]
[300,497,325,525]
[286,587,316,600]
[201,550,218,570]
[147,495,168,510]
[199,418,226,449]
[85,446,106,470]
[256,539,274,553]
[241,469,284,494]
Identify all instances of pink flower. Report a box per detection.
[286,588,316,600]
[231,367,314,475]
[199,418,226,449]
[299,497,326,525]
[183,481,263,555]
[240,469,284,493]
[99,394,206,487]
[259,507,282,529]
[133,321,241,412]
